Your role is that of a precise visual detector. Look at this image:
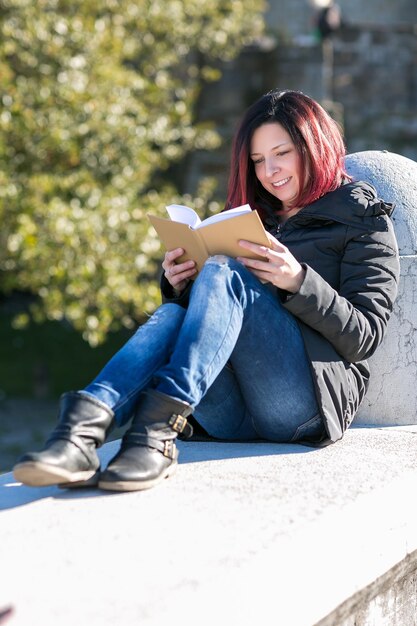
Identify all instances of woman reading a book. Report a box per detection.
[14,90,399,492]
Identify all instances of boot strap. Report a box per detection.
[168,413,193,439]
[123,433,177,460]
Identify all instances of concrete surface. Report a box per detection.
[1,427,417,626]
[345,151,417,426]
[1,150,415,626]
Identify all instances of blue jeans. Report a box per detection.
[83,256,324,443]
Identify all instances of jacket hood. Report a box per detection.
[293,181,395,231]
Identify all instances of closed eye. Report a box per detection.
[252,149,291,164]
[275,150,290,157]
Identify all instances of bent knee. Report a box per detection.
[158,302,184,313]
[150,303,186,323]
[203,255,245,273]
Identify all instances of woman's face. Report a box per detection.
[250,122,302,213]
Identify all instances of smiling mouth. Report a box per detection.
[272,177,291,188]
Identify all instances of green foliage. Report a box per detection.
[0,0,265,345]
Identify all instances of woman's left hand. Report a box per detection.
[237,232,306,293]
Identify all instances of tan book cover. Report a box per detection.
[148,204,270,274]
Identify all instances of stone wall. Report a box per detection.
[265,0,417,39]
[183,21,417,199]
[333,24,417,158]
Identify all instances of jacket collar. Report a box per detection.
[290,181,395,231]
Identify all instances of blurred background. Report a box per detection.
[1,0,416,472]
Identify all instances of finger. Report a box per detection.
[165,259,195,277]
[247,268,271,282]
[238,239,268,256]
[238,263,273,286]
[163,248,185,266]
[237,256,272,273]
[176,259,196,272]
[170,267,197,286]
[238,249,286,268]
[166,260,196,278]
[239,238,287,255]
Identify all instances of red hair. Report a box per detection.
[225,90,351,214]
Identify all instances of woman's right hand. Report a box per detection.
[162,248,197,293]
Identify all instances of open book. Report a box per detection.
[148,203,270,274]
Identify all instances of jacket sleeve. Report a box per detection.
[282,221,400,363]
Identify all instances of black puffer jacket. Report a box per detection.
[267,181,399,443]
[161,181,400,444]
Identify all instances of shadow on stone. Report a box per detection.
[0,438,318,511]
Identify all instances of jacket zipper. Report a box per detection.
[272,218,296,239]
[274,223,283,240]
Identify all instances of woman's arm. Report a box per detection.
[281,224,400,362]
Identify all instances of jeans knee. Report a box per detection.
[201,255,251,286]
[157,302,185,315]
[204,255,243,272]
[196,255,265,304]
[147,303,186,327]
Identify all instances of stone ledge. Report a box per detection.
[1,426,417,626]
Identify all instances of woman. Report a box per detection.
[13,89,400,492]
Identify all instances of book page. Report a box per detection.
[147,208,270,278]
[165,204,201,228]
[196,204,251,229]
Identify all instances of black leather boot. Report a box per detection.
[98,389,193,492]
[13,392,114,487]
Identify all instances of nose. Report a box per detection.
[264,157,279,178]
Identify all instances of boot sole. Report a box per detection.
[98,462,177,492]
[58,474,100,489]
[13,461,98,488]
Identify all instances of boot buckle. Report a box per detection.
[163,440,175,458]
[169,414,188,434]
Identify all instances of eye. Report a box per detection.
[252,157,264,165]
[276,150,290,157]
